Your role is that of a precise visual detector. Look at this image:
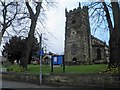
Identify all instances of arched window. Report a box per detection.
[97,48,101,59]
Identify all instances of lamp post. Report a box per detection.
[39,34,42,85]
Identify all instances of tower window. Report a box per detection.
[72,19,75,24]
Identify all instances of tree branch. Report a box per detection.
[35,2,42,19]
[25,1,34,18]
[102,2,113,36]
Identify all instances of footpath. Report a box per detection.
[1,79,56,88]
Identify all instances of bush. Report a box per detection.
[7,65,25,72]
[99,67,120,74]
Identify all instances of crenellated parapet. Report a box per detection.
[65,3,89,17]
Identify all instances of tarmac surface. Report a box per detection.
[1,79,57,88]
[1,79,120,90]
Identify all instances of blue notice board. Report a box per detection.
[52,55,63,65]
[38,50,44,56]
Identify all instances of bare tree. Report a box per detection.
[19,0,42,69]
[0,1,18,45]
[20,0,56,69]
[0,0,56,69]
[88,1,120,68]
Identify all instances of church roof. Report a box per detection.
[91,35,108,47]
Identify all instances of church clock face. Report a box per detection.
[71,29,76,36]
[70,29,77,42]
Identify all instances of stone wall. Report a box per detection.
[43,73,120,88]
[1,72,120,88]
[1,72,39,84]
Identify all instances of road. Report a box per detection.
[1,79,56,89]
[1,79,119,90]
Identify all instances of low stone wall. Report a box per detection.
[1,72,39,84]
[43,73,120,88]
[1,72,120,88]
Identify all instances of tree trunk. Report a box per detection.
[110,2,120,68]
[20,19,37,69]
[102,1,120,68]
[20,1,42,69]
[0,28,6,45]
[102,2,113,68]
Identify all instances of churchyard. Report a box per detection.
[6,64,107,74]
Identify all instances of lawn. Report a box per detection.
[25,64,108,74]
[6,64,108,74]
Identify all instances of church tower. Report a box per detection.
[64,3,92,65]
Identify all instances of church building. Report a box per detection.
[64,3,109,65]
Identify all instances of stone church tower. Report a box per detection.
[64,3,93,65]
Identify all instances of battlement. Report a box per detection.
[65,4,88,16]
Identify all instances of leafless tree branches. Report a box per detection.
[0,0,18,45]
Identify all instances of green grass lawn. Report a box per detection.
[25,64,108,74]
[6,64,108,74]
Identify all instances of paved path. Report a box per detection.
[1,79,119,90]
[1,79,56,88]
